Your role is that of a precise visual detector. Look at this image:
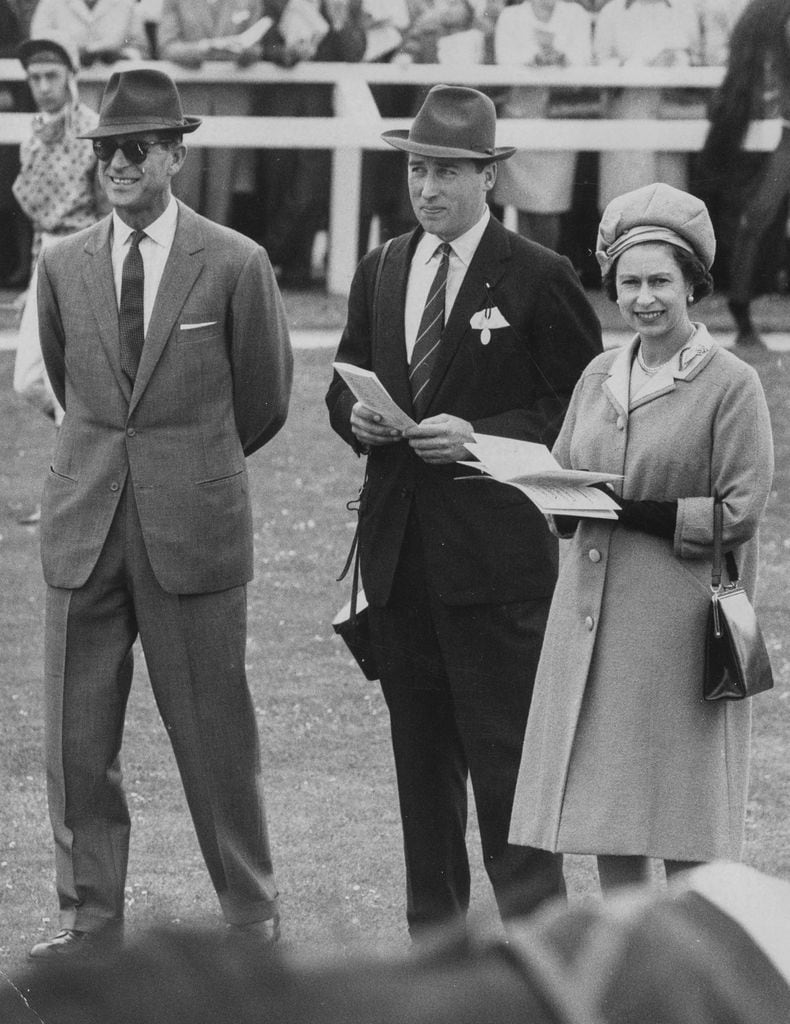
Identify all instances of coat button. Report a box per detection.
[126,427,136,437]
[585,616,594,630]
[588,548,601,563]
[110,482,120,492]
[616,415,626,430]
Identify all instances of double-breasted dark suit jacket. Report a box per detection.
[326,216,603,608]
[37,200,293,595]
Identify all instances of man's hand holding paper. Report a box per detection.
[350,402,403,447]
[334,362,417,446]
[404,415,475,465]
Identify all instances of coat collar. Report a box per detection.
[81,214,129,400]
[81,200,206,413]
[130,201,205,413]
[377,217,511,418]
[603,323,719,419]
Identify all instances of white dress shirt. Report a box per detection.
[111,196,179,336]
[404,206,490,362]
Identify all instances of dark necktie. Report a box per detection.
[119,229,146,381]
[409,242,451,418]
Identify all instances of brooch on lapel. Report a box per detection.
[469,282,510,344]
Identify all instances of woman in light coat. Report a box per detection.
[594,0,701,210]
[492,0,592,251]
[509,183,774,892]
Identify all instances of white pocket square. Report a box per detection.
[180,321,218,331]
[470,306,510,331]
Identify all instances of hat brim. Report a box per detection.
[382,130,514,162]
[78,115,202,139]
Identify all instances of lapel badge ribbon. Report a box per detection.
[470,282,510,344]
[470,306,510,345]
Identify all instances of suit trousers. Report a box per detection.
[367,512,563,935]
[43,480,278,932]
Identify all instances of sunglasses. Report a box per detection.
[92,138,170,165]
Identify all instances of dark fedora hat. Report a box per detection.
[78,68,202,139]
[381,84,514,162]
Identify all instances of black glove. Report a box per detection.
[593,483,677,540]
[553,515,581,535]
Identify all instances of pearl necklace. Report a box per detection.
[635,346,671,375]
[636,326,697,375]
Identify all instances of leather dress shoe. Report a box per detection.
[228,914,281,944]
[28,928,91,959]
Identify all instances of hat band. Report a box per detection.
[596,225,696,272]
[409,134,495,156]
[99,115,188,128]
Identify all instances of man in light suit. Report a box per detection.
[31,68,293,958]
[326,85,602,937]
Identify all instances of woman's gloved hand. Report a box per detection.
[592,483,677,539]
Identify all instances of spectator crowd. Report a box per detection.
[0,0,771,294]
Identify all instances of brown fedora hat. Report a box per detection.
[78,68,202,139]
[382,84,514,162]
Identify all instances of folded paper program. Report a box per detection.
[461,433,622,519]
[333,362,417,431]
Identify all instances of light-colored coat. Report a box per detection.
[509,327,774,862]
[31,0,147,56]
[38,200,293,595]
[492,1,592,214]
[158,0,265,60]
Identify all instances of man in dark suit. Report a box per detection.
[31,68,293,958]
[326,85,602,937]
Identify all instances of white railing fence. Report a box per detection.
[0,61,777,294]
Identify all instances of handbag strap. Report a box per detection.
[711,495,740,589]
[349,522,362,619]
[372,236,393,334]
[335,239,394,606]
[336,500,363,617]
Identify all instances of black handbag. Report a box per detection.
[332,517,378,681]
[703,498,773,701]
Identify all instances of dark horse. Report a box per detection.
[2,864,788,1024]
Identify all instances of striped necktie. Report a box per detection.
[119,229,146,381]
[409,242,451,419]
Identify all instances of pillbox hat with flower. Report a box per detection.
[596,182,716,276]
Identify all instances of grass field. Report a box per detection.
[1,337,788,975]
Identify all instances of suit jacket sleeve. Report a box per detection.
[230,245,294,456]
[471,253,602,448]
[325,248,378,451]
[37,249,67,411]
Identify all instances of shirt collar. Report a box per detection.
[415,206,490,267]
[112,195,179,248]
